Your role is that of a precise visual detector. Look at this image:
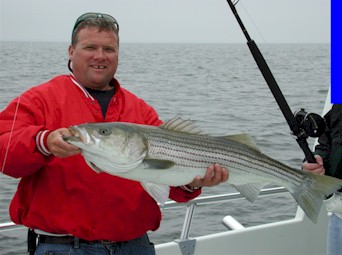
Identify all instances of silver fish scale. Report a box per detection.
[138,126,305,187]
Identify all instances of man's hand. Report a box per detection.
[302,154,325,175]
[187,163,229,188]
[47,128,81,158]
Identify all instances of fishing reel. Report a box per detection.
[294,109,326,138]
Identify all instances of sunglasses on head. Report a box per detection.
[72,12,119,36]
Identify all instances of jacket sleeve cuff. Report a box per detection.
[169,186,202,203]
[36,130,52,156]
[180,185,201,193]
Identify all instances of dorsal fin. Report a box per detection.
[223,134,260,152]
[160,117,207,135]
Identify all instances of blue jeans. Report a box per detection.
[327,213,342,255]
[34,233,155,255]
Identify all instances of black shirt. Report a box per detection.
[86,87,115,118]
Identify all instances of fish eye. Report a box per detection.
[98,128,111,136]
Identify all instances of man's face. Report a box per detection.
[68,27,119,90]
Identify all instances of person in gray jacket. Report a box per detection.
[302,104,342,255]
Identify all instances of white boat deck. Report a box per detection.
[155,189,329,255]
[154,187,329,255]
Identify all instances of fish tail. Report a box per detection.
[290,172,342,223]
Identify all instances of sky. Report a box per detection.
[0,0,330,44]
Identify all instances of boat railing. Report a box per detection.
[157,186,288,255]
[159,186,288,240]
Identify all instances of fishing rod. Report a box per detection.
[225,0,326,163]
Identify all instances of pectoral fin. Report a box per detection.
[142,159,175,169]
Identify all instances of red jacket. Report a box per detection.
[0,74,201,241]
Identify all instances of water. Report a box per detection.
[0,42,330,253]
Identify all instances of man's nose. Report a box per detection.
[94,48,106,59]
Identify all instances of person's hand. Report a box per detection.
[302,154,325,175]
[187,163,229,188]
[47,128,81,158]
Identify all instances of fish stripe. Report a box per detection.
[144,128,304,186]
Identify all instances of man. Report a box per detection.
[0,13,228,255]
[302,104,342,255]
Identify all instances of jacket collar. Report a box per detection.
[69,73,121,100]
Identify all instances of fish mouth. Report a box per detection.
[65,126,93,145]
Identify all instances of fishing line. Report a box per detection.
[0,42,33,224]
[1,42,33,174]
[238,1,267,43]
[1,98,21,174]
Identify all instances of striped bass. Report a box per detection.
[65,117,342,223]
